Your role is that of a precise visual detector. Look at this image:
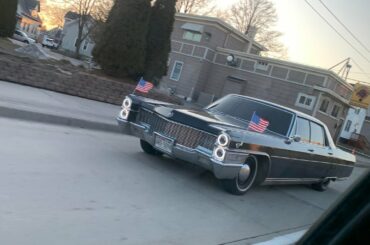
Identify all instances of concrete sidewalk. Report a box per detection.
[0,80,121,132]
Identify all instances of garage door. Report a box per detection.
[222,80,243,97]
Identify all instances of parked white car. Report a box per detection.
[42,37,58,49]
[12,30,35,44]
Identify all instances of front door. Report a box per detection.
[222,80,242,97]
[269,117,331,179]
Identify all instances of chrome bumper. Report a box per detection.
[117,117,245,179]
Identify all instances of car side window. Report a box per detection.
[310,122,325,146]
[295,117,310,143]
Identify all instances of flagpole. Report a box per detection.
[132,77,142,96]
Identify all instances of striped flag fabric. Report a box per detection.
[248,112,269,133]
[135,77,154,93]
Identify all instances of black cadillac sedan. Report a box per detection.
[117,94,355,195]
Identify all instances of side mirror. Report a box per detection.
[285,135,301,144]
[293,135,301,142]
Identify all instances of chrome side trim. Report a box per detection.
[271,155,353,168]
[211,159,244,168]
[263,177,321,185]
[265,177,321,182]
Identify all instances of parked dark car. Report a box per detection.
[117,94,355,195]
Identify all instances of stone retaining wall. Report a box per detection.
[0,58,181,105]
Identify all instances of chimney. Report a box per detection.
[246,26,257,40]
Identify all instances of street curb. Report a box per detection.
[0,105,120,133]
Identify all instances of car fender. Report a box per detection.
[242,150,272,184]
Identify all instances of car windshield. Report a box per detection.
[207,95,294,136]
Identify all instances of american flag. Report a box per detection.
[135,77,154,93]
[248,112,269,133]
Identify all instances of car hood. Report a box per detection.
[151,105,282,139]
[155,106,244,127]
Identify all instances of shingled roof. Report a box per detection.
[64,11,81,20]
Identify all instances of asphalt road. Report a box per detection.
[0,118,367,245]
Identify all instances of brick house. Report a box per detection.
[161,13,354,138]
[16,0,42,39]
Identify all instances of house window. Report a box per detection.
[83,40,89,50]
[183,31,202,42]
[319,99,329,113]
[170,61,184,81]
[295,93,316,110]
[255,61,269,71]
[344,120,352,132]
[74,38,78,47]
[331,104,341,118]
[354,108,361,114]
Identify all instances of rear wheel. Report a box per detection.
[140,140,163,156]
[311,179,330,192]
[221,155,258,195]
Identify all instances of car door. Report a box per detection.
[306,121,332,178]
[286,117,320,178]
[269,117,315,179]
[269,117,330,179]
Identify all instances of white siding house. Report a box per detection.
[60,12,95,57]
[340,107,367,139]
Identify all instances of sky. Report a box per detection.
[216,0,370,85]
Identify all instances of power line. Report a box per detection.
[347,77,370,85]
[304,0,370,63]
[318,0,370,53]
[351,58,370,81]
[334,70,370,75]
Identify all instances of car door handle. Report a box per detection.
[328,152,333,155]
[308,149,314,152]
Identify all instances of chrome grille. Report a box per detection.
[136,109,216,150]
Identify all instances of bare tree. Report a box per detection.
[176,0,216,15]
[227,0,287,59]
[39,0,69,29]
[40,6,69,29]
[66,0,113,58]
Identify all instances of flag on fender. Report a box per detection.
[135,77,154,93]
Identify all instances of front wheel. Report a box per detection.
[140,140,163,156]
[221,155,258,195]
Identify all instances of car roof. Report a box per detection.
[228,94,326,126]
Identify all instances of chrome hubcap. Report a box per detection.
[238,164,251,183]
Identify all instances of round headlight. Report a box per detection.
[217,133,230,147]
[213,146,226,162]
[122,97,132,109]
[119,108,129,120]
